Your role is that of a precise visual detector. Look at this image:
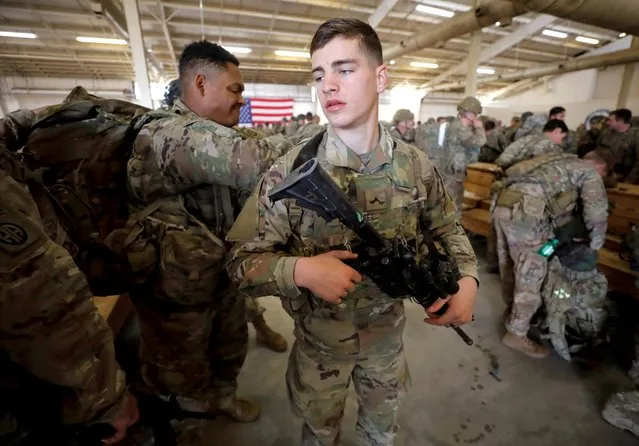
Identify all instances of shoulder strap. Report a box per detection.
[292,130,326,170]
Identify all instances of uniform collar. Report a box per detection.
[324,123,394,173]
[171,99,237,137]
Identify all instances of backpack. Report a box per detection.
[541,255,609,361]
[20,86,151,296]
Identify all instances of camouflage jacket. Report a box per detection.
[0,169,128,425]
[499,126,518,148]
[389,126,415,144]
[0,109,37,182]
[598,127,639,183]
[514,114,547,141]
[495,134,562,170]
[441,118,486,175]
[500,153,608,250]
[478,132,504,163]
[127,99,292,233]
[291,123,325,145]
[226,124,478,314]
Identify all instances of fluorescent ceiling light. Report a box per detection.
[576,36,599,45]
[542,29,568,39]
[224,46,252,54]
[415,4,455,18]
[0,31,37,39]
[619,32,627,38]
[76,36,127,45]
[410,61,439,69]
[477,67,495,75]
[274,50,310,58]
[389,59,396,65]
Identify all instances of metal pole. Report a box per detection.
[122,0,153,108]
[465,0,483,97]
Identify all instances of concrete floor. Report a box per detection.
[204,244,637,446]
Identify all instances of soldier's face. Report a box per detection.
[548,129,567,145]
[311,37,387,130]
[196,63,245,127]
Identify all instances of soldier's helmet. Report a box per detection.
[393,109,415,123]
[457,96,482,115]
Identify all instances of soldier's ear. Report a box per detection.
[376,64,388,94]
[195,74,207,96]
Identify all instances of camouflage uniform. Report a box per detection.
[124,100,291,422]
[499,125,518,148]
[440,118,486,217]
[598,127,639,183]
[414,121,447,170]
[292,123,326,145]
[226,124,478,445]
[478,131,504,163]
[514,114,547,141]
[1,109,129,433]
[495,134,562,170]
[492,153,608,338]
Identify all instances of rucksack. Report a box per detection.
[19,86,150,296]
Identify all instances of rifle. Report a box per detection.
[268,157,473,345]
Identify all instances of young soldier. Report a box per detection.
[227,18,478,445]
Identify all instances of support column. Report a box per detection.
[465,0,482,97]
[617,37,638,108]
[122,0,153,108]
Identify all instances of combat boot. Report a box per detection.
[219,396,261,423]
[502,332,549,359]
[602,391,639,436]
[252,314,288,352]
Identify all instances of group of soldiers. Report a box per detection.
[1,15,638,446]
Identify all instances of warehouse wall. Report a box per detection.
[482,36,639,129]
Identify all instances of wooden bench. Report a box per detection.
[460,163,639,299]
[93,294,133,336]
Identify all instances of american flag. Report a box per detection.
[239,97,295,125]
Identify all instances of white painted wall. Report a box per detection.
[481,36,639,128]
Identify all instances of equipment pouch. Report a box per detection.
[155,226,225,305]
[522,195,546,219]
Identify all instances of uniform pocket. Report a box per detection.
[155,228,225,305]
[522,195,546,219]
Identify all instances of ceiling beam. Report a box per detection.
[368,0,400,29]
[385,0,525,60]
[431,48,639,91]
[422,13,557,88]
[155,0,178,73]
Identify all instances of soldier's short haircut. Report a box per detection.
[179,40,240,79]
[521,111,533,123]
[610,108,632,124]
[549,106,566,118]
[511,116,521,123]
[543,119,568,134]
[584,149,611,175]
[484,120,496,131]
[310,18,383,65]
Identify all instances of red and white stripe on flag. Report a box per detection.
[251,98,294,123]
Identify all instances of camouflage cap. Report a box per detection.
[393,109,415,123]
[458,96,482,114]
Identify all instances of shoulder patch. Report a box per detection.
[0,213,41,254]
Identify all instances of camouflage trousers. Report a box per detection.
[287,300,410,446]
[132,272,248,443]
[493,205,551,337]
[443,175,465,219]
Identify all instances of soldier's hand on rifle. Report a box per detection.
[294,250,362,304]
[423,276,478,327]
[103,392,140,444]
